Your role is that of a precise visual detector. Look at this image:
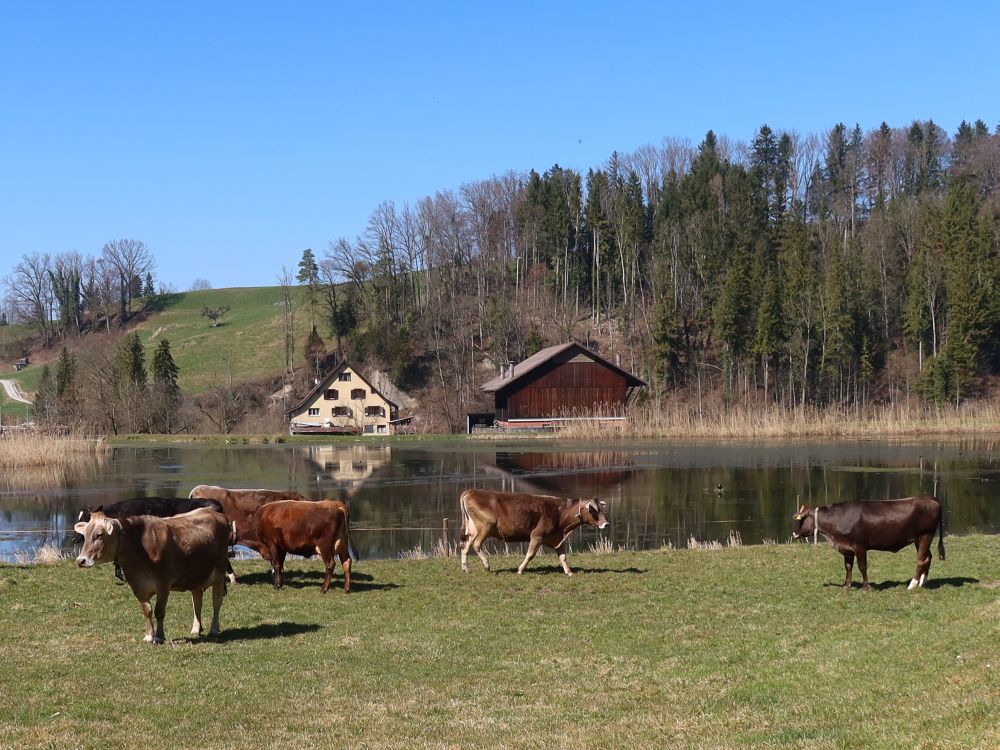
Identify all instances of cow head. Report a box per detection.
[74,512,122,568]
[791,504,816,538]
[577,498,609,529]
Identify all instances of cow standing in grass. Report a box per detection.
[459,489,609,575]
[77,496,229,583]
[792,495,945,591]
[75,508,232,643]
[255,499,354,593]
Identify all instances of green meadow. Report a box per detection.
[1,537,996,749]
[2,286,315,398]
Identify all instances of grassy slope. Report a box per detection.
[0,537,996,749]
[3,287,315,397]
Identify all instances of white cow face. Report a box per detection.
[74,514,121,568]
[579,498,609,529]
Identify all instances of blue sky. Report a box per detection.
[2,2,997,289]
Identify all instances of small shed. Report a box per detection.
[480,342,645,428]
[13,358,28,372]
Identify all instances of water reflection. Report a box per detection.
[1,439,998,561]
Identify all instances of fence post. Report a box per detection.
[442,517,449,556]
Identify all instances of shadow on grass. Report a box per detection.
[234,569,401,592]
[822,576,980,591]
[142,293,184,313]
[216,621,323,642]
[481,565,647,576]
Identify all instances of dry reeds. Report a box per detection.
[0,433,110,488]
[553,399,1000,440]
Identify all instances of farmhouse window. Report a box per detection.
[377,424,386,434]
[351,388,366,399]
[308,408,320,417]
[332,406,351,417]
[363,425,374,434]
[324,389,338,400]
[338,372,351,381]
[365,405,385,418]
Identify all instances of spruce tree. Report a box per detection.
[115,332,147,388]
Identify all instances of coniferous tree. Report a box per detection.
[151,338,180,433]
[34,365,54,422]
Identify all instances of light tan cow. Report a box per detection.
[459,489,609,575]
[75,508,231,644]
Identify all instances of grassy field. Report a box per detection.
[2,286,316,397]
[1,537,996,749]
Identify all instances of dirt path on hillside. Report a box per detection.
[0,379,32,404]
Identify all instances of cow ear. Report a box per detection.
[74,521,88,535]
[598,500,607,508]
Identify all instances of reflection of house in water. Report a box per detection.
[301,444,392,496]
[490,451,637,498]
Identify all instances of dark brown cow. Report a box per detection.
[459,489,609,575]
[74,508,231,643]
[256,500,354,593]
[792,495,945,591]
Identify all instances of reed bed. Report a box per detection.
[553,399,1000,440]
[0,433,110,488]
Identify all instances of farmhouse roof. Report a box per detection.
[284,359,398,418]
[480,342,645,393]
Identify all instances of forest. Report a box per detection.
[316,118,1000,429]
[4,118,1000,433]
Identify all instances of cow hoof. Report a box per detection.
[907,578,919,590]
[565,571,574,577]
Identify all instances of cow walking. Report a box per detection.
[792,495,945,591]
[74,508,232,643]
[256,500,354,593]
[459,489,609,575]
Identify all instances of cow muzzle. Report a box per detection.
[598,521,609,530]
[76,556,94,568]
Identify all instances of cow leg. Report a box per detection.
[208,577,224,637]
[226,559,238,585]
[190,588,204,636]
[516,537,542,575]
[339,549,352,593]
[472,529,492,572]
[912,535,933,589]
[842,551,854,589]
[461,531,476,573]
[138,597,155,643]
[153,587,170,643]
[270,548,287,589]
[319,548,335,594]
[857,549,870,592]
[556,546,573,576]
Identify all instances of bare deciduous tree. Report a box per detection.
[101,238,154,326]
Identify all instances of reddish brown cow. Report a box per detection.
[256,500,354,593]
[188,485,309,579]
[792,495,945,591]
[459,489,609,575]
[74,508,231,643]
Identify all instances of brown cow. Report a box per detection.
[459,489,609,575]
[256,500,354,593]
[792,495,945,591]
[74,508,231,643]
[188,485,309,580]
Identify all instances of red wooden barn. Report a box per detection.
[479,342,645,429]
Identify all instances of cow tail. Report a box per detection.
[936,495,946,561]
[341,505,360,562]
[458,491,471,545]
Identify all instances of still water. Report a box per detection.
[1,438,998,562]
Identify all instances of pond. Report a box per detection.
[1,437,998,562]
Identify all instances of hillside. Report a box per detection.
[1,286,318,398]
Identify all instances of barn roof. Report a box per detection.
[480,342,645,393]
